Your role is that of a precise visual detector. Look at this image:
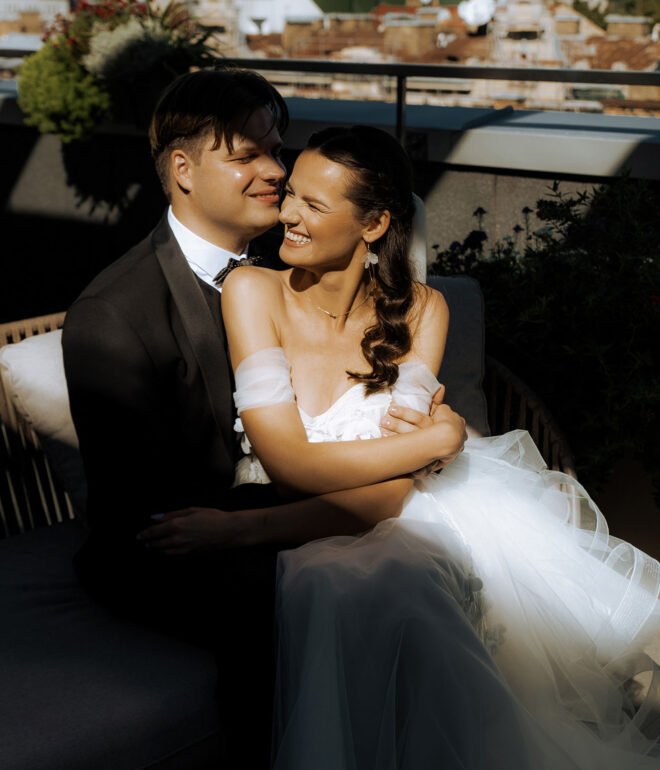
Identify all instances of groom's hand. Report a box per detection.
[136,508,242,556]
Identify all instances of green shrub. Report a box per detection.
[18,44,110,143]
[429,176,660,501]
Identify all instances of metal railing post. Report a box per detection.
[396,75,406,145]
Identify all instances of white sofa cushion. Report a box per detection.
[0,330,87,515]
[410,193,427,282]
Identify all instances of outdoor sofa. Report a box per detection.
[0,272,576,770]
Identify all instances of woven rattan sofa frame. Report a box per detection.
[0,311,577,539]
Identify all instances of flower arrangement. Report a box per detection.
[18,0,217,143]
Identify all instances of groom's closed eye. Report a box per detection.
[231,142,283,162]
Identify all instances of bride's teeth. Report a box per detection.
[286,231,311,244]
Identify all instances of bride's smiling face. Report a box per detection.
[279,150,376,270]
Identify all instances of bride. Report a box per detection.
[168,125,660,767]
[222,125,660,769]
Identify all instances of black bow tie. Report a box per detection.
[213,255,263,287]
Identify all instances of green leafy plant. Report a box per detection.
[429,176,660,501]
[17,43,110,142]
[18,0,217,143]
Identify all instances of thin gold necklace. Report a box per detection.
[311,287,373,320]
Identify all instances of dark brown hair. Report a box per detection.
[149,66,289,198]
[306,125,417,393]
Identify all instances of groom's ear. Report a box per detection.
[171,149,194,194]
[363,210,391,244]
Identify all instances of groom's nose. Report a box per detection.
[260,153,286,183]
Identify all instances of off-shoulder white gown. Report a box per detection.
[233,347,660,770]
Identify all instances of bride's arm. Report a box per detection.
[136,282,461,552]
[222,268,463,496]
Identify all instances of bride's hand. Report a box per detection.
[381,386,467,475]
[419,404,466,474]
[380,384,447,434]
[136,508,244,555]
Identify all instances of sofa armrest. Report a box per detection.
[484,355,577,478]
[0,312,80,537]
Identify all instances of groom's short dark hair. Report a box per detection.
[149,66,289,198]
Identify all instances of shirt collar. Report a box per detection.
[167,207,247,290]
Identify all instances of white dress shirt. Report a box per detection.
[167,207,247,292]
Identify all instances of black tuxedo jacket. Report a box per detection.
[62,215,284,550]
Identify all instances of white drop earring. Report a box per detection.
[363,241,379,269]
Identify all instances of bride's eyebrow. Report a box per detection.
[285,180,331,209]
[304,195,330,209]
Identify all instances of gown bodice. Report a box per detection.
[232,346,439,484]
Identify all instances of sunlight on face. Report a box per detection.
[176,107,286,253]
[278,150,367,270]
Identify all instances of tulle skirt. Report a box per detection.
[273,430,660,769]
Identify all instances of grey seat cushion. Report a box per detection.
[0,521,222,770]
[427,275,489,437]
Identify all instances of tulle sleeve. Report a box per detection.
[391,361,440,414]
[232,347,295,486]
[233,347,295,414]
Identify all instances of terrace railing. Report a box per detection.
[226,57,660,141]
[2,46,658,139]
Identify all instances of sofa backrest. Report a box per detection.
[429,275,488,437]
[0,273,489,526]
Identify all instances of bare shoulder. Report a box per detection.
[221,267,289,362]
[408,282,449,372]
[221,265,281,299]
[220,266,288,322]
[411,282,449,332]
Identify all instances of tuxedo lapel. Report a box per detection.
[152,218,235,469]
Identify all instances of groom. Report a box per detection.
[63,66,297,770]
[63,66,457,768]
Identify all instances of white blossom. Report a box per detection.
[83,17,171,78]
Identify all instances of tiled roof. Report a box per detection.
[580,37,660,70]
[416,33,491,62]
[371,3,417,18]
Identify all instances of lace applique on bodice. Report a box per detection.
[232,346,439,485]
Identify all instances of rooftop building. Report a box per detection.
[604,14,653,38]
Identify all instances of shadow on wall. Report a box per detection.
[0,113,306,323]
[0,121,167,323]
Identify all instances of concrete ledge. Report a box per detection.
[284,97,660,180]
